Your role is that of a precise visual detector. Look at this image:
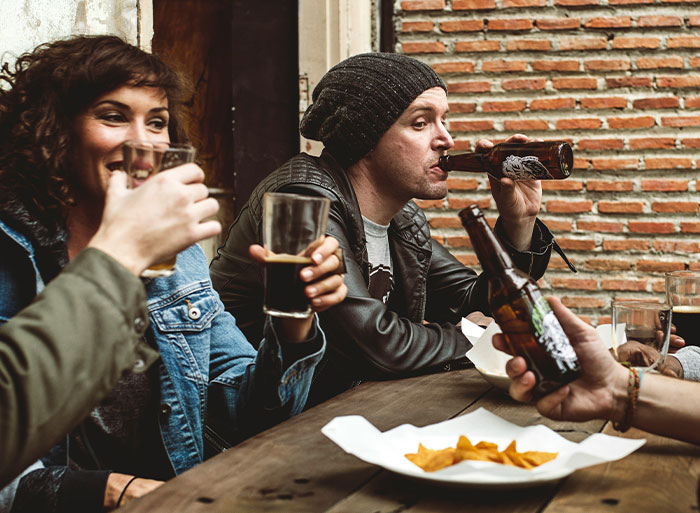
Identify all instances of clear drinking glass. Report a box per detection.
[665,271,700,347]
[611,299,672,372]
[262,192,331,318]
[122,140,197,278]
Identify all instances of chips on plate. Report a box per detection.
[405,436,558,472]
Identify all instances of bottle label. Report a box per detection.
[531,296,578,364]
[502,155,553,180]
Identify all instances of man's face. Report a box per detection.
[361,87,453,204]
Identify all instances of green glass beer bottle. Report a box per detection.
[459,204,581,397]
[439,141,572,180]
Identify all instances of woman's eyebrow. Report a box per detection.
[92,100,169,114]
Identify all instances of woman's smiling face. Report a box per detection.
[71,84,171,204]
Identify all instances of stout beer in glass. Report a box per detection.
[666,271,700,346]
[262,192,331,318]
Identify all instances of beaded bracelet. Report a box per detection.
[612,364,640,433]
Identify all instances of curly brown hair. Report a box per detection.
[0,34,189,229]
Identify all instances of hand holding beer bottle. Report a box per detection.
[493,296,630,420]
[469,134,546,252]
[459,204,580,397]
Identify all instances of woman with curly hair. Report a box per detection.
[0,35,346,511]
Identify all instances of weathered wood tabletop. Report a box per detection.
[122,368,700,513]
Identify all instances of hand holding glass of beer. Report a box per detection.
[666,271,700,347]
[611,299,672,372]
[262,192,331,318]
[122,140,197,278]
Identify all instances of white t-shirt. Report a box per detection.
[362,215,393,305]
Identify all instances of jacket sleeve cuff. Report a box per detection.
[673,346,700,381]
[12,467,109,513]
[258,316,325,410]
[494,217,575,278]
[264,316,325,370]
[57,470,110,512]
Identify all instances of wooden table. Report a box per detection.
[123,368,700,513]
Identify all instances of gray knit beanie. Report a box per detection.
[299,52,446,168]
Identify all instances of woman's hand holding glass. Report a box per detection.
[249,236,347,342]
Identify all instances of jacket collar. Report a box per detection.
[318,150,434,256]
[317,150,368,261]
[0,193,68,283]
[318,150,359,210]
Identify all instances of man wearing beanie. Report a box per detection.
[211,52,562,406]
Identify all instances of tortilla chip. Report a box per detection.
[405,444,459,472]
[405,436,558,472]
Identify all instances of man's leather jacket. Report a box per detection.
[210,150,560,405]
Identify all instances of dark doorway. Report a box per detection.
[152,0,236,234]
[153,0,300,219]
[380,0,395,52]
[231,0,300,214]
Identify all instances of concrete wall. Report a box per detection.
[299,0,375,155]
[0,0,139,67]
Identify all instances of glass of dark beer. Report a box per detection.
[122,140,196,278]
[262,192,331,318]
[666,271,700,346]
[611,299,672,372]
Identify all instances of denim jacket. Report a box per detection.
[0,218,325,511]
[141,246,325,473]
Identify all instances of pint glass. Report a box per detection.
[122,140,196,278]
[262,192,331,318]
[666,271,700,346]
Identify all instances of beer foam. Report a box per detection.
[263,253,313,264]
[672,305,700,313]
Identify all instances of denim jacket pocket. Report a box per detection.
[150,284,220,332]
[149,284,221,384]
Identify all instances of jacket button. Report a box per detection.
[160,403,172,416]
[417,253,426,262]
[132,359,146,372]
[188,306,201,320]
[134,316,147,334]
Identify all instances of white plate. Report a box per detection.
[475,366,512,392]
[322,409,645,489]
[380,457,573,489]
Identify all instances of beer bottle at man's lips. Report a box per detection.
[459,204,580,397]
[439,141,573,180]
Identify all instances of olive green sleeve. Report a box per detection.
[0,248,158,487]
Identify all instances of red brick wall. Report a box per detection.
[395,0,700,324]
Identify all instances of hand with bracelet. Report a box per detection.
[492,296,700,445]
[104,473,164,510]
